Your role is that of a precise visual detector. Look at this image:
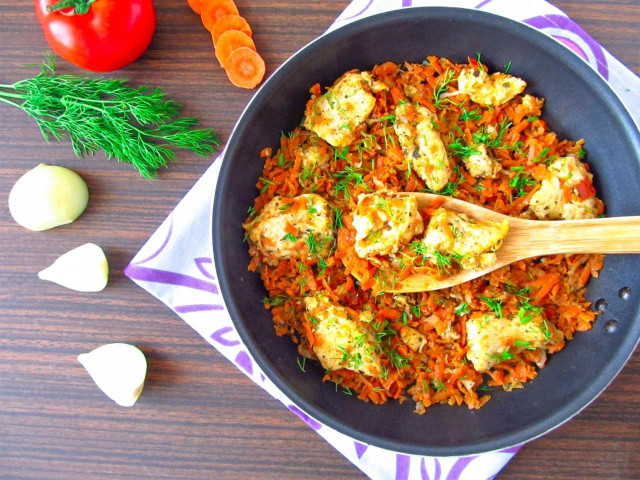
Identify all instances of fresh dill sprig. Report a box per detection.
[448,138,481,158]
[509,166,538,197]
[0,57,219,178]
[478,295,503,318]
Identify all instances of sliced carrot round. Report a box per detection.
[186,0,204,15]
[201,0,240,32]
[214,30,256,67]
[212,14,252,45]
[223,47,266,89]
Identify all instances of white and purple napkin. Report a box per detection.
[125,1,640,479]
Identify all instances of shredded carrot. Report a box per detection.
[243,54,605,415]
[529,273,560,301]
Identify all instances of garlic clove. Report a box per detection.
[38,243,109,292]
[8,163,89,231]
[77,343,147,407]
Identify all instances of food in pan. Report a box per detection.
[244,55,603,413]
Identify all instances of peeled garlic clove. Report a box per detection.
[78,343,147,407]
[8,163,89,231]
[38,243,109,292]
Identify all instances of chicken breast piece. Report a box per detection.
[400,326,428,353]
[304,296,381,377]
[466,312,560,372]
[247,194,334,263]
[361,71,389,93]
[462,144,501,178]
[520,94,544,116]
[394,103,452,191]
[297,134,332,172]
[352,192,424,259]
[529,155,598,220]
[303,71,376,147]
[422,208,509,270]
[457,66,527,106]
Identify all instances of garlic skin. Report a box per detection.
[38,243,109,292]
[8,163,89,231]
[77,343,147,407]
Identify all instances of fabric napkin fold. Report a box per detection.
[125,1,640,479]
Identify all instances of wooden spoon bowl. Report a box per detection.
[384,192,640,292]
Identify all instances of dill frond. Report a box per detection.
[0,57,220,178]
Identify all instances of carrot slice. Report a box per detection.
[201,0,240,32]
[223,47,265,89]
[212,14,252,45]
[186,0,204,14]
[214,30,256,67]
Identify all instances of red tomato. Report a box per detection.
[35,0,156,72]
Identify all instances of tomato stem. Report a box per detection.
[46,0,97,15]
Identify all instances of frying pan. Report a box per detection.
[212,7,640,456]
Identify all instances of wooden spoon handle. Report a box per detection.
[513,216,640,256]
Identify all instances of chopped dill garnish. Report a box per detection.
[282,233,297,242]
[333,206,344,230]
[432,379,446,391]
[333,166,371,198]
[454,302,470,316]
[478,295,503,318]
[334,145,350,161]
[431,249,452,274]
[490,347,514,362]
[388,349,410,369]
[460,107,482,122]
[305,232,320,256]
[514,340,535,350]
[262,294,289,308]
[296,357,306,372]
[449,138,481,158]
[306,196,317,214]
[316,257,328,276]
[378,114,397,124]
[518,298,543,324]
[432,69,456,109]
[509,166,538,197]
[531,147,550,163]
[259,177,278,193]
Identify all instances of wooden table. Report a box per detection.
[1,1,638,479]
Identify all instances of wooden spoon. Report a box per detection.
[387,192,640,293]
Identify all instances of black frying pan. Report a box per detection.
[212,7,640,456]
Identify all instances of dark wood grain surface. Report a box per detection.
[1,1,639,479]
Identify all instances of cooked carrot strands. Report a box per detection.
[243,54,604,415]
